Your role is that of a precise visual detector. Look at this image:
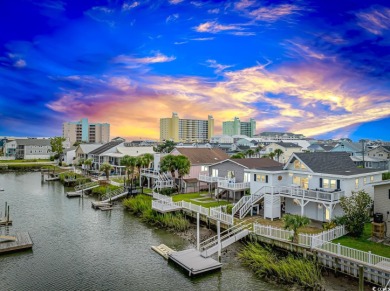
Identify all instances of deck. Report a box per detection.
[0,232,33,254]
[168,249,222,276]
[152,200,182,213]
[0,217,12,226]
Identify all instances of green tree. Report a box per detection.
[50,137,66,163]
[83,158,93,173]
[339,190,373,237]
[175,155,191,193]
[160,154,177,178]
[231,152,246,159]
[153,140,176,153]
[100,162,113,180]
[383,172,390,180]
[268,152,276,160]
[120,155,137,185]
[245,149,255,158]
[283,214,311,243]
[274,149,284,162]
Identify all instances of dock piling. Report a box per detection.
[196,213,200,251]
[358,265,364,291]
[217,220,221,263]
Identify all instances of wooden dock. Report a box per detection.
[0,232,33,254]
[168,249,222,276]
[0,217,12,226]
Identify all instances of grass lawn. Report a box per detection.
[0,159,52,163]
[172,193,232,208]
[332,223,390,258]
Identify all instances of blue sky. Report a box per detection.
[0,0,389,140]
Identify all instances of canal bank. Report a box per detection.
[0,172,374,291]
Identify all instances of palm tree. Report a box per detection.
[283,214,310,243]
[231,152,245,159]
[175,155,191,193]
[268,152,276,160]
[274,149,284,162]
[255,146,262,158]
[139,153,154,186]
[83,158,93,174]
[160,154,177,178]
[100,162,113,181]
[245,149,255,158]
[120,155,137,185]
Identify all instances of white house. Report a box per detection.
[243,152,386,222]
[4,139,52,159]
[263,142,302,164]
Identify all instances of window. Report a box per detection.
[323,179,329,188]
[244,173,250,182]
[201,166,208,172]
[363,177,367,185]
[355,178,359,189]
[255,174,268,183]
[330,180,336,189]
[227,171,235,179]
[212,169,218,177]
[293,176,300,185]
[294,160,300,169]
[370,176,374,182]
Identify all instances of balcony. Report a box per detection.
[198,174,228,183]
[267,186,345,203]
[217,180,250,191]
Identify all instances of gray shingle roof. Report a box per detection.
[294,152,380,176]
[89,141,123,155]
[275,142,302,148]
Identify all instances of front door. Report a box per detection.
[301,177,308,189]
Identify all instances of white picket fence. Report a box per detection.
[252,224,347,248]
[314,238,390,266]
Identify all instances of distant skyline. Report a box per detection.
[1,0,389,141]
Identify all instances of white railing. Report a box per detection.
[101,187,125,200]
[152,199,181,211]
[74,181,99,191]
[141,169,160,178]
[181,201,210,216]
[198,174,228,183]
[218,180,250,190]
[152,192,173,202]
[253,223,347,247]
[209,206,234,225]
[239,190,265,219]
[232,195,251,216]
[200,222,250,251]
[314,239,390,266]
[276,186,345,202]
[253,223,293,241]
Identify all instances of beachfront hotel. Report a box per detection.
[222,117,256,137]
[63,118,110,145]
[160,112,214,142]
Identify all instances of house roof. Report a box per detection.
[14,139,51,146]
[293,152,381,176]
[115,146,155,156]
[89,141,123,155]
[173,147,229,164]
[78,144,103,154]
[333,141,363,153]
[274,142,302,148]
[227,158,283,170]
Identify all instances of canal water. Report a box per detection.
[0,172,275,291]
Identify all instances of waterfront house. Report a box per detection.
[367,146,390,160]
[244,152,386,222]
[88,140,124,170]
[4,138,52,159]
[74,143,103,164]
[199,158,283,202]
[169,147,229,192]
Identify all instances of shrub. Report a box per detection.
[239,243,322,288]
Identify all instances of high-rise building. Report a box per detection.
[160,113,214,142]
[222,117,256,137]
[63,118,110,145]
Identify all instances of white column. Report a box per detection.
[301,199,304,216]
[197,212,200,251]
[217,220,221,262]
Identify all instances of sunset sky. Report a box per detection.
[1,0,389,141]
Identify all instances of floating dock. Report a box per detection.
[168,249,222,276]
[0,232,33,254]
